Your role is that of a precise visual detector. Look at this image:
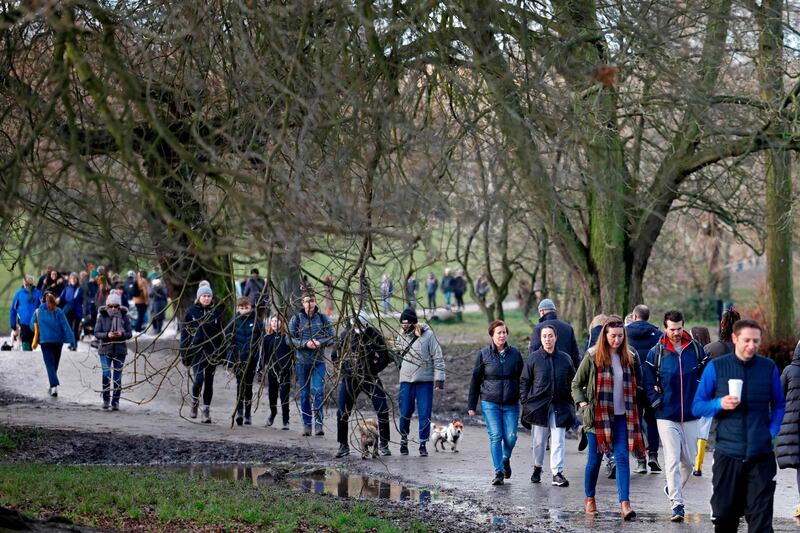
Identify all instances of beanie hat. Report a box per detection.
[400,307,418,325]
[106,292,122,307]
[537,298,556,312]
[197,285,213,299]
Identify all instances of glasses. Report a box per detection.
[108,305,120,309]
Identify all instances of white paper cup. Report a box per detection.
[728,379,743,400]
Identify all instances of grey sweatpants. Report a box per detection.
[656,418,699,508]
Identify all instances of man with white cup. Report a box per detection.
[692,319,785,532]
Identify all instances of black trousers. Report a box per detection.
[267,367,292,424]
[234,359,257,418]
[711,450,776,533]
[336,377,390,447]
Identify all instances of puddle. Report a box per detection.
[175,464,437,504]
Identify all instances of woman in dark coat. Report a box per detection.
[94,291,133,410]
[776,341,800,518]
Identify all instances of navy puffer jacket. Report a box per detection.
[777,344,800,469]
[225,311,264,365]
[180,303,225,366]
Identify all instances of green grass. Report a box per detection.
[423,308,535,347]
[0,430,17,452]
[0,464,428,532]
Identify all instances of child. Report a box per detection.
[260,314,294,429]
[226,297,264,426]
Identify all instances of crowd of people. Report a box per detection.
[379,268,490,313]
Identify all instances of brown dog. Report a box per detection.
[431,420,465,452]
[358,418,380,459]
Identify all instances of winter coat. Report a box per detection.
[396,325,445,383]
[777,344,800,468]
[60,284,83,318]
[149,285,169,315]
[441,274,453,293]
[83,280,99,317]
[288,307,335,365]
[704,340,735,360]
[520,347,576,428]
[94,306,133,356]
[132,278,150,305]
[243,277,268,308]
[405,278,418,298]
[626,320,662,361]
[425,278,438,295]
[584,324,602,353]
[529,312,580,370]
[260,332,293,376]
[225,311,264,365]
[467,344,524,411]
[180,303,225,366]
[452,276,466,296]
[10,285,42,329]
[333,324,391,381]
[31,304,76,347]
[643,332,707,422]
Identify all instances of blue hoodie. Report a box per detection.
[10,285,42,329]
[31,303,76,347]
[626,320,662,361]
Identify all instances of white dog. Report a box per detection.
[431,420,465,452]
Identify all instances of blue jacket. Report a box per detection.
[10,286,42,329]
[288,307,335,365]
[31,304,76,347]
[225,312,264,364]
[626,320,662,361]
[693,354,785,460]
[529,311,580,370]
[643,332,707,422]
[59,285,83,317]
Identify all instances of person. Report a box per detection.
[82,269,99,338]
[521,324,575,487]
[405,275,418,309]
[334,311,393,458]
[288,291,335,436]
[692,319,785,532]
[148,278,169,334]
[475,272,490,305]
[704,307,741,360]
[572,315,645,520]
[31,292,77,397]
[132,271,150,333]
[691,326,711,347]
[626,304,663,474]
[441,268,454,309]
[529,299,580,370]
[10,275,42,351]
[123,270,137,304]
[584,313,607,352]
[93,292,133,410]
[379,274,393,313]
[776,340,800,518]
[36,266,54,292]
[243,268,269,314]
[260,314,293,429]
[642,310,707,522]
[452,271,466,311]
[42,268,64,297]
[180,284,225,423]
[396,307,445,457]
[468,320,524,485]
[225,297,264,426]
[425,273,438,310]
[322,276,335,316]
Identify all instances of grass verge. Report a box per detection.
[0,464,428,533]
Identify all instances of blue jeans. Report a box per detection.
[296,361,326,427]
[585,415,631,502]
[481,400,519,474]
[100,353,126,404]
[40,342,63,387]
[444,291,452,306]
[399,381,433,442]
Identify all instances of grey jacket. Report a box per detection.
[288,307,335,365]
[396,325,445,383]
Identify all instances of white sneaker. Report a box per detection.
[50,386,58,397]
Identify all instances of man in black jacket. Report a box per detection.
[334,311,392,458]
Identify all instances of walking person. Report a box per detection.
[225,297,264,426]
[530,299,580,370]
[334,311,393,458]
[289,292,335,436]
[475,272,490,305]
[521,324,575,487]
[452,271,466,312]
[642,310,707,522]
[243,268,269,314]
[323,276,335,316]
[93,292,132,410]
[692,319,785,532]
[260,314,293,429]
[572,316,645,520]
[180,284,225,423]
[59,273,83,348]
[379,274,393,313]
[148,278,169,334]
[396,307,445,457]
[425,273,438,310]
[468,320,524,485]
[10,275,42,351]
[132,271,150,333]
[776,340,800,519]
[31,292,77,397]
[405,274,418,309]
[441,268,454,309]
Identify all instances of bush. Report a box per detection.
[760,339,797,374]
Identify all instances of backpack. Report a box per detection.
[652,340,705,392]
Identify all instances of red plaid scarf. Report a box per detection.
[594,355,645,455]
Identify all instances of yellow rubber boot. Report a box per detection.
[693,439,707,476]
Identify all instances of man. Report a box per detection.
[334,311,392,458]
[452,271,466,312]
[405,275,418,309]
[692,319,785,532]
[529,299,580,370]
[379,274,393,313]
[10,275,42,351]
[626,304,663,474]
[643,310,707,522]
[441,268,454,309]
[396,307,445,457]
[288,292,335,436]
[243,268,269,316]
[475,272,490,305]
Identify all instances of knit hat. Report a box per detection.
[197,285,213,299]
[106,292,122,307]
[537,298,556,312]
[400,307,418,325]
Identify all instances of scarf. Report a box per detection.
[594,355,645,455]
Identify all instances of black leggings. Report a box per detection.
[191,362,216,406]
[234,361,257,418]
[267,368,292,424]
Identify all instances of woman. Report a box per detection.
[572,315,645,520]
[94,292,133,410]
[42,269,64,297]
[261,314,294,429]
[149,278,169,334]
[690,326,711,347]
[180,284,224,423]
[31,292,76,397]
[521,324,576,487]
[776,341,800,518]
[704,307,740,359]
[467,320,524,485]
[60,273,83,348]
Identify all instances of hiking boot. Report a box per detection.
[503,458,512,479]
[634,457,648,474]
[379,445,391,456]
[552,472,569,487]
[111,403,119,411]
[190,402,199,419]
[302,425,312,436]
[491,471,504,485]
[236,416,243,426]
[671,504,685,522]
[418,443,428,457]
[648,453,662,473]
[102,400,110,410]
[530,466,542,484]
[244,415,251,425]
[335,444,350,458]
[399,440,409,456]
[201,405,211,424]
[266,412,276,427]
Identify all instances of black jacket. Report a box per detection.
[777,344,800,469]
[333,324,391,381]
[260,332,293,376]
[467,344,524,411]
[520,347,576,429]
[180,303,225,366]
[704,340,734,360]
[529,312,580,369]
[94,306,133,357]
